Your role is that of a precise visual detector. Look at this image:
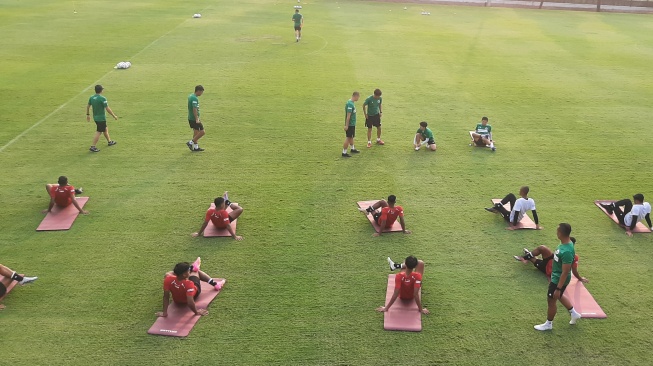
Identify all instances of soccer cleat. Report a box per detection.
[213,279,226,291]
[600,203,614,215]
[387,257,397,271]
[534,322,552,331]
[186,141,194,151]
[569,312,582,325]
[108,140,117,146]
[89,146,100,152]
[342,153,351,158]
[377,140,385,145]
[192,147,205,152]
[75,188,83,195]
[19,276,38,285]
[513,255,523,262]
[523,248,530,255]
[192,257,201,272]
[223,191,229,201]
[484,207,497,213]
[415,147,420,151]
[350,149,360,154]
[491,146,496,151]
[367,142,372,148]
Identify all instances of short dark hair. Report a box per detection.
[633,193,644,202]
[374,89,382,96]
[94,85,103,93]
[387,195,396,203]
[352,91,359,97]
[520,186,530,195]
[558,223,572,237]
[214,197,225,206]
[195,85,204,92]
[570,236,576,244]
[173,262,191,276]
[58,176,68,186]
[419,121,428,128]
[482,116,488,121]
[405,256,418,269]
[295,9,299,12]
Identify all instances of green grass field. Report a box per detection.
[1,0,652,364]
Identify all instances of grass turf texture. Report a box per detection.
[1,0,652,364]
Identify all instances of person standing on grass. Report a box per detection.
[534,223,582,331]
[87,84,118,153]
[600,194,652,237]
[377,256,429,314]
[187,85,205,152]
[292,9,303,42]
[342,91,361,158]
[363,89,384,148]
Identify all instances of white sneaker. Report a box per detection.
[19,276,38,285]
[387,257,397,271]
[570,312,582,325]
[415,147,420,151]
[534,322,552,331]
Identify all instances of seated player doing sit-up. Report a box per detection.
[377,256,429,314]
[485,186,541,230]
[359,195,411,237]
[192,192,244,240]
[43,176,88,215]
[600,193,652,237]
[156,259,223,318]
[0,263,38,310]
[514,237,588,284]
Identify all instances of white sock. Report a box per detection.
[343,149,347,154]
[490,141,494,148]
[377,138,380,141]
[194,144,199,149]
[569,308,580,316]
[189,140,193,144]
[545,320,552,326]
[351,145,355,150]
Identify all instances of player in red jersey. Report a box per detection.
[43,176,88,214]
[514,237,588,284]
[192,192,244,240]
[376,255,429,314]
[155,258,224,318]
[359,195,410,237]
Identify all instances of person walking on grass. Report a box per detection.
[292,9,303,42]
[187,85,205,152]
[364,89,384,148]
[342,91,361,158]
[87,84,118,153]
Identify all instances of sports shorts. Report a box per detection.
[547,281,567,299]
[188,120,204,131]
[95,121,107,132]
[534,256,552,275]
[365,114,381,128]
[294,25,301,31]
[345,125,356,138]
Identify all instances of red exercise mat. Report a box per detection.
[594,200,651,233]
[383,274,422,332]
[36,197,89,231]
[147,279,226,337]
[491,199,537,229]
[203,204,238,237]
[564,277,606,319]
[357,200,403,233]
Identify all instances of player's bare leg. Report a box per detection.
[228,203,244,220]
[92,131,102,146]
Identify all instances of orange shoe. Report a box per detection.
[376,140,385,145]
[367,142,372,148]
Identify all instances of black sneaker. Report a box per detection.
[75,188,83,195]
[350,149,360,154]
[484,207,497,213]
[89,146,100,152]
[108,140,117,146]
[600,203,614,215]
[192,147,205,152]
[342,153,351,158]
[186,141,193,151]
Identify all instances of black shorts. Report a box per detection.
[189,275,202,299]
[0,282,6,298]
[373,212,381,224]
[188,120,204,131]
[547,281,568,299]
[345,125,355,138]
[534,256,552,275]
[294,25,301,31]
[365,114,381,128]
[95,121,107,132]
[474,138,486,146]
[427,138,435,145]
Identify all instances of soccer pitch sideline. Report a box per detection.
[0,0,652,365]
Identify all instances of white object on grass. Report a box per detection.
[114,61,132,69]
[193,13,202,18]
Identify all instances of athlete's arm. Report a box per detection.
[556,263,572,295]
[377,288,400,312]
[156,290,171,317]
[398,216,411,234]
[373,218,387,237]
[511,211,520,226]
[86,104,91,121]
[106,106,118,120]
[187,296,208,316]
[345,112,351,129]
[645,213,652,228]
[532,210,539,226]
[363,104,368,119]
[571,267,588,283]
[46,197,55,213]
[414,287,429,314]
[192,220,210,237]
[193,106,199,123]
[226,225,243,241]
[628,215,638,231]
[70,192,89,214]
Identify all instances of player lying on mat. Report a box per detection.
[600,193,652,237]
[43,176,88,214]
[485,186,541,230]
[359,195,411,237]
[471,116,495,151]
[514,237,588,284]
[0,263,38,310]
[377,256,428,314]
[156,259,223,317]
[192,192,244,240]
[414,121,436,151]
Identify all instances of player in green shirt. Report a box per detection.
[414,121,436,151]
[186,85,205,152]
[292,9,303,42]
[342,91,360,158]
[363,89,384,148]
[86,85,118,152]
[534,223,582,331]
[471,116,495,151]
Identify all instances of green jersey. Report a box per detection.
[551,242,575,286]
[88,94,108,122]
[417,127,434,140]
[475,123,492,137]
[188,93,200,121]
[292,13,303,27]
[345,99,356,126]
[363,95,382,116]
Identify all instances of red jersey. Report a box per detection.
[205,208,230,229]
[380,206,403,228]
[546,254,579,278]
[395,271,422,300]
[50,185,75,207]
[163,275,197,304]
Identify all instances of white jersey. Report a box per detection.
[510,198,536,222]
[624,202,651,227]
